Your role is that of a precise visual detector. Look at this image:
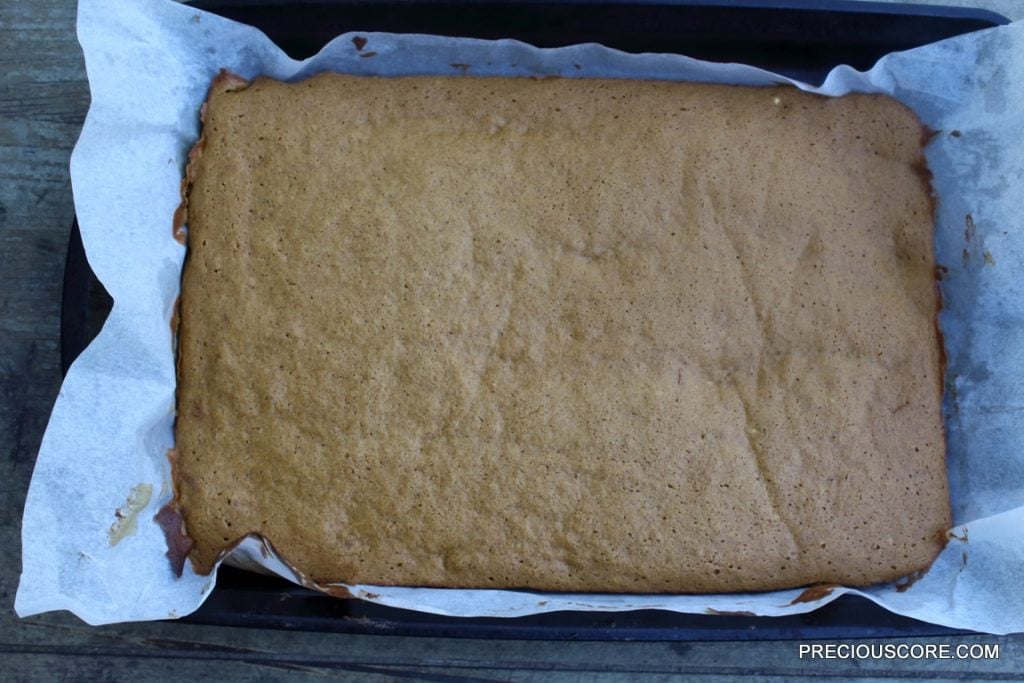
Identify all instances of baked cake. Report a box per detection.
[173,72,950,592]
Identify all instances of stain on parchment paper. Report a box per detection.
[788,584,837,605]
[109,483,154,545]
[963,214,975,267]
[961,214,997,267]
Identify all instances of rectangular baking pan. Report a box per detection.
[62,0,1007,640]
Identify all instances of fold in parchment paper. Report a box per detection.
[16,0,1024,632]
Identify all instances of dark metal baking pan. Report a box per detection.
[189,0,1008,85]
[63,0,1007,640]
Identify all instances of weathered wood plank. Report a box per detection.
[0,0,88,646]
[3,626,1023,680]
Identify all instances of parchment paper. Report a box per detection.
[16,0,1024,633]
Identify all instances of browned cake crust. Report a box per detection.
[175,72,950,592]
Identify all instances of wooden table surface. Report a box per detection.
[3,0,1022,679]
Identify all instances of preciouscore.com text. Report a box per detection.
[798,643,999,660]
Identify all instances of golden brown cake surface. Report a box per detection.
[176,73,949,592]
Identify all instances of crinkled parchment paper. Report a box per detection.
[16,0,1024,633]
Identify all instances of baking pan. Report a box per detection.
[62,0,1007,639]
[192,0,1007,84]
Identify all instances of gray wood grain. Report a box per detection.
[1,0,83,629]
[2,0,1022,679]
